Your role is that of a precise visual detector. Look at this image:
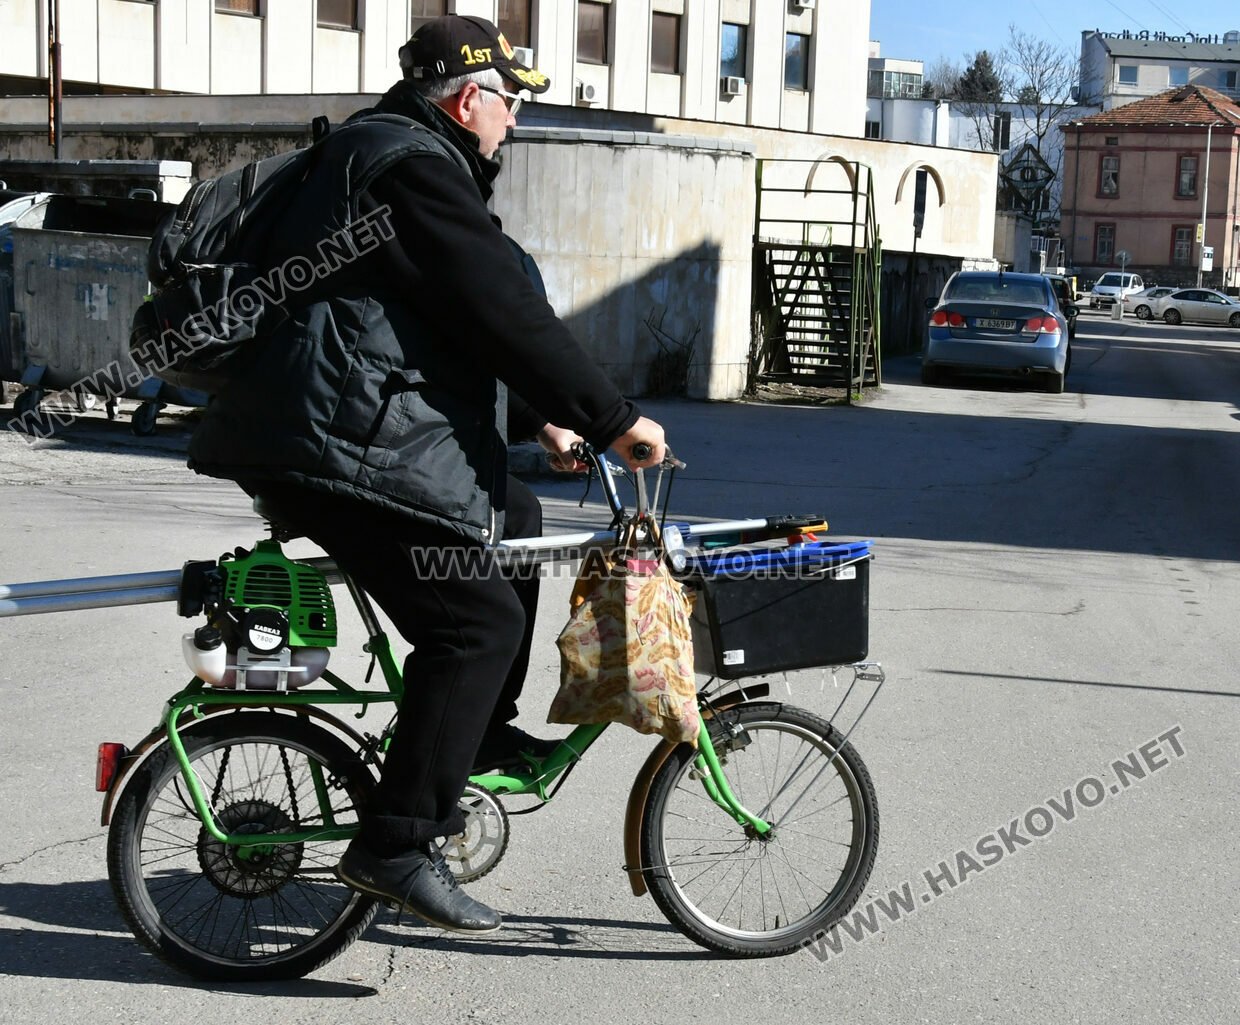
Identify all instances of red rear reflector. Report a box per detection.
[96,743,127,792]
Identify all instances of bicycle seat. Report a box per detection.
[251,494,306,543]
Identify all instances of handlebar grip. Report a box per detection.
[631,442,652,462]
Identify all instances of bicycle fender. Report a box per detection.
[99,704,372,826]
[622,683,771,897]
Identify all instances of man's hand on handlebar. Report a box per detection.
[612,417,666,470]
[537,423,589,472]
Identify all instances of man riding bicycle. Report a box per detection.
[184,14,666,932]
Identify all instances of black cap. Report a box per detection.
[401,15,550,95]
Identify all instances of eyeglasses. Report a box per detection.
[476,84,523,116]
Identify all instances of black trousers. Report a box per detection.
[253,476,542,851]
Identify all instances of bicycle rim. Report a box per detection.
[643,704,877,953]
[109,714,376,979]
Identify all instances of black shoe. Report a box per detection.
[472,723,561,772]
[335,838,502,933]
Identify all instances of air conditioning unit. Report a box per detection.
[511,46,534,69]
[721,76,744,96]
[792,0,816,9]
[576,81,598,104]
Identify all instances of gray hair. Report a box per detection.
[399,53,503,102]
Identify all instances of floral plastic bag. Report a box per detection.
[549,527,698,746]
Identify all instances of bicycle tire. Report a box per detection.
[107,711,378,981]
[639,702,878,956]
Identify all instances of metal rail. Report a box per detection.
[0,519,772,618]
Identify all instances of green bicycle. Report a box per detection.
[94,447,884,980]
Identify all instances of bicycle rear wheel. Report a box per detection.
[639,701,878,956]
[107,711,378,981]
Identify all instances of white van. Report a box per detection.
[1089,272,1145,308]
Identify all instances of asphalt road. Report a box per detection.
[0,307,1236,1023]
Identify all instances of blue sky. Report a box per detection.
[869,0,1240,69]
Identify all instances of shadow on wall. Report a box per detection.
[880,252,958,357]
[557,240,725,400]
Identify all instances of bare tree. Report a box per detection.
[922,56,962,99]
[999,25,1080,225]
[1004,26,1077,153]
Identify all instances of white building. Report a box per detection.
[0,0,867,137]
[1078,28,1240,108]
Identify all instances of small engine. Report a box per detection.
[177,540,337,691]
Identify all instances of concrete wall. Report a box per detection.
[867,97,945,146]
[0,91,1001,264]
[496,129,755,399]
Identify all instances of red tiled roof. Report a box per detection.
[1070,86,1240,128]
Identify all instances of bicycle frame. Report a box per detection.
[159,549,773,856]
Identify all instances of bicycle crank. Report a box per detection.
[437,784,509,883]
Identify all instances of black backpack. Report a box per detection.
[129,114,414,394]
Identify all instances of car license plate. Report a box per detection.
[974,318,1016,329]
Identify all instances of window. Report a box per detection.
[1177,154,1198,198]
[993,111,1011,151]
[865,120,881,139]
[410,0,446,35]
[1105,135,1119,146]
[1095,223,1115,264]
[216,0,259,13]
[784,33,809,91]
[651,12,681,74]
[867,69,922,98]
[1117,65,1138,85]
[498,0,531,48]
[1099,154,1120,197]
[317,0,356,29]
[1169,66,1188,86]
[721,22,747,80]
[1172,226,1194,266]
[577,1,608,64]
[1225,70,1239,90]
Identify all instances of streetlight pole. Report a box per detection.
[1197,123,1216,288]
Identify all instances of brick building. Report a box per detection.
[1060,86,1240,290]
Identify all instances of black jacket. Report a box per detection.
[188,81,638,542]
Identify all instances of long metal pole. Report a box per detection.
[1197,123,1214,287]
[48,0,63,159]
[0,519,779,618]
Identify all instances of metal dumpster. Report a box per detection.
[1,190,50,406]
[0,159,194,204]
[7,194,207,435]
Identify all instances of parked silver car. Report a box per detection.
[1157,288,1240,327]
[1124,286,1176,319]
[1089,272,1145,308]
[923,271,1073,393]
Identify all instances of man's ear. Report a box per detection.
[437,82,480,128]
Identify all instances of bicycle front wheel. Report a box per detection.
[639,701,878,956]
[107,711,378,981]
